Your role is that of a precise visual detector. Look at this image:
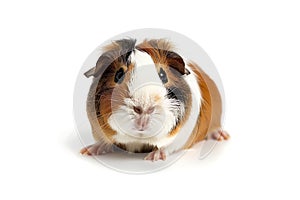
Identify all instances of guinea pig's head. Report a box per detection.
[86,39,192,140]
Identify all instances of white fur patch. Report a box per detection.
[130,49,154,67]
[109,49,179,151]
[128,50,163,94]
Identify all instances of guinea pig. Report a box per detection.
[80,38,229,161]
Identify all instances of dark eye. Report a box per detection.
[114,68,125,83]
[159,68,168,84]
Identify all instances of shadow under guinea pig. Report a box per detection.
[64,128,229,174]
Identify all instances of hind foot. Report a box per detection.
[212,130,230,141]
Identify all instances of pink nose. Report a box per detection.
[135,116,150,131]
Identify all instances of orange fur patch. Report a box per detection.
[184,62,223,149]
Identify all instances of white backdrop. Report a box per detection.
[1,0,299,199]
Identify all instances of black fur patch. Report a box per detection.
[114,143,156,153]
[114,39,136,66]
[167,86,187,104]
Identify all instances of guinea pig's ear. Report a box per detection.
[84,53,113,78]
[84,67,96,78]
[166,51,190,75]
[83,55,111,78]
[84,38,136,78]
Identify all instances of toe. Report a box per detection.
[144,153,153,161]
[218,130,230,140]
[160,151,166,161]
[80,146,92,155]
[211,130,230,141]
[144,149,166,161]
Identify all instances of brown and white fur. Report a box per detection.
[80,39,229,161]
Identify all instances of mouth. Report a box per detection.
[133,128,147,133]
[128,129,152,139]
[130,127,159,139]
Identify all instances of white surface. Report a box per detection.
[0,0,300,200]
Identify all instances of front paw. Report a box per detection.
[144,148,166,161]
[80,141,113,156]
